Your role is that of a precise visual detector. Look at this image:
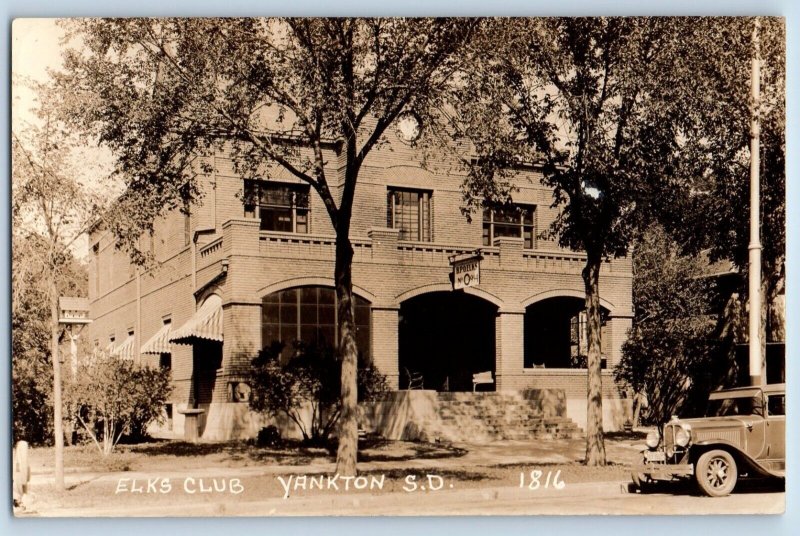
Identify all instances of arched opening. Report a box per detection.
[399,291,497,391]
[524,296,609,369]
[261,286,371,362]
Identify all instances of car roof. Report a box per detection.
[714,383,785,395]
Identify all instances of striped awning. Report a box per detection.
[140,323,172,354]
[110,334,136,360]
[169,294,223,344]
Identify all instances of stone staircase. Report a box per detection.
[421,392,582,443]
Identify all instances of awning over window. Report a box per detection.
[169,294,224,345]
[110,335,136,360]
[141,323,172,354]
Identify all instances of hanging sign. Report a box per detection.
[450,253,482,290]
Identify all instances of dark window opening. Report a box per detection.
[483,204,535,249]
[165,403,173,431]
[92,243,100,296]
[387,188,432,241]
[768,395,785,417]
[245,180,310,234]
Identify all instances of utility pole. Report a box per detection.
[51,285,65,490]
[748,17,763,387]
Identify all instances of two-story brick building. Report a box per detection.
[88,128,633,441]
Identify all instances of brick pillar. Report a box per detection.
[368,227,400,262]
[605,314,633,368]
[221,303,262,381]
[371,306,400,389]
[495,236,524,268]
[495,310,524,391]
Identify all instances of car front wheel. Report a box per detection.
[695,449,738,497]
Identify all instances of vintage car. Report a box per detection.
[632,383,785,497]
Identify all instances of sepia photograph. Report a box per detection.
[10,16,786,517]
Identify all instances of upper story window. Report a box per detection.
[92,243,100,297]
[387,188,432,242]
[244,180,310,234]
[482,204,535,249]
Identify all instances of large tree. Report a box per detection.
[58,18,476,475]
[658,18,785,368]
[452,18,705,465]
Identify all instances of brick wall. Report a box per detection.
[87,138,634,437]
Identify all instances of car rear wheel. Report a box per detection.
[695,449,737,497]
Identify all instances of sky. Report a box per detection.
[12,19,65,130]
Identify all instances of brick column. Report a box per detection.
[368,227,400,262]
[221,303,261,377]
[495,310,524,391]
[495,236,524,268]
[371,306,400,389]
[605,313,633,368]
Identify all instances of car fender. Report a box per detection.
[690,442,779,478]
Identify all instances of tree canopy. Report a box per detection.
[58,18,477,475]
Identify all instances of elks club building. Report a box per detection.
[87,121,634,441]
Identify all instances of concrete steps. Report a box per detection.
[424,392,582,443]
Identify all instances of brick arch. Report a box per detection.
[521,289,615,313]
[395,283,504,309]
[256,277,377,303]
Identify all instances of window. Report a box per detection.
[244,180,310,234]
[387,188,432,241]
[482,205,535,249]
[183,206,191,246]
[262,286,371,362]
[768,394,785,416]
[92,243,100,296]
[165,403,173,431]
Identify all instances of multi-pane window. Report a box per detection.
[387,188,432,242]
[244,180,310,234]
[262,286,371,362]
[482,205,535,249]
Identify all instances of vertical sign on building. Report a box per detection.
[450,252,483,290]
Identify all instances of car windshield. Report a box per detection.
[706,395,764,417]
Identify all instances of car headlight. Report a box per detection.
[675,425,691,447]
[645,431,659,449]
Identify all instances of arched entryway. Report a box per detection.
[399,291,497,391]
[524,296,609,369]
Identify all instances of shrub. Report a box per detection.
[65,352,172,455]
[249,341,388,444]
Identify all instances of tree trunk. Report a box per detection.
[334,234,359,476]
[50,280,65,489]
[582,253,607,466]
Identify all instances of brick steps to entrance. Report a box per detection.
[423,392,582,443]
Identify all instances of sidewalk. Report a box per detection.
[19,437,642,516]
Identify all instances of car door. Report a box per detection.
[765,394,786,467]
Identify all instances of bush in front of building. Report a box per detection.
[65,352,172,455]
[248,341,388,445]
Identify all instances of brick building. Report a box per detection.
[87,130,634,440]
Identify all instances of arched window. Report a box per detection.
[262,286,371,360]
